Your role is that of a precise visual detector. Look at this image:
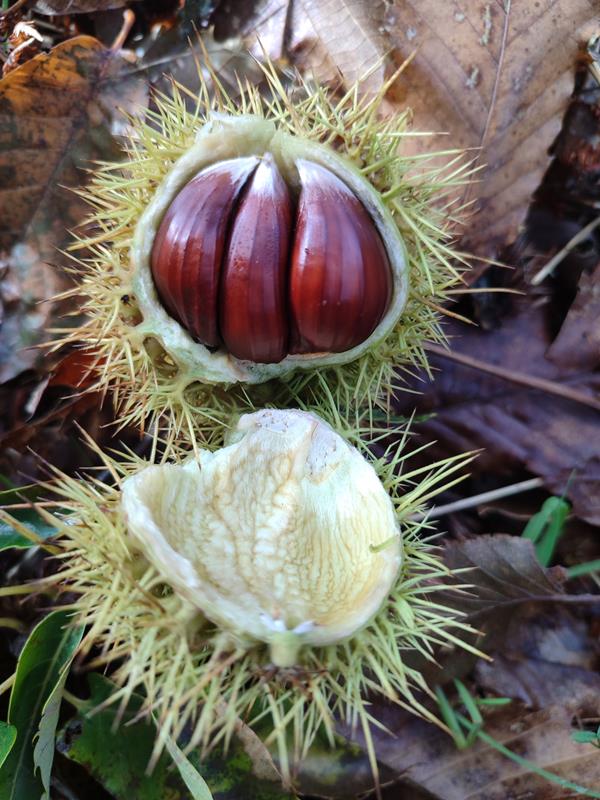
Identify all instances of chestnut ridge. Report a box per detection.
[35,53,487,790]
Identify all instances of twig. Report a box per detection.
[531,215,600,285]
[0,674,15,697]
[463,595,600,617]
[425,342,600,412]
[419,477,544,519]
[111,8,135,52]
[0,0,30,17]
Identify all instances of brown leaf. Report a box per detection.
[476,653,600,711]
[0,35,147,383]
[139,27,262,109]
[286,0,388,95]
[478,490,600,575]
[395,303,600,524]
[473,603,600,709]
[368,702,600,800]
[548,260,600,370]
[443,535,566,619]
[216,2,597,258]
[213,0,390,95]
[384,1,598,257]
[34,0,127,13]
[438,534,578,659]
[400,535,578,693]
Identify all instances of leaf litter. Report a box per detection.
[0,1,599,798]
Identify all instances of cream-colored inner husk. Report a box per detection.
[132,114,409,385]
[121,409,402,666]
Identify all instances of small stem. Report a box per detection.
[269,632,301,668]
[0,617,26,632]
[62,689,86,711]
[531,215,600,285]
[0,674,15,697]
[111,8,135,51]
[457,712,600,799]
[425,342,600,412]
[415,477,544,519]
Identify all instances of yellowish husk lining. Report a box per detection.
[42,423,480,786]
[121,410,403,666]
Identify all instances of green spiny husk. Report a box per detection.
[56,54,474,449]
[39,425,481,786]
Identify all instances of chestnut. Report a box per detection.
[134,115,408,385]
[150,150,393,364]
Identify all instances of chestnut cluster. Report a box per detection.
[150,154,392,364]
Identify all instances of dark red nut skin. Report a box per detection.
[150,157,258,347]
[289,159,392,354]
[220,155,292,363]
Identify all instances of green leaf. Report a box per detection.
[35,649,83,800]
[476,697,512,707]
[521,496,570,566]
[567,558,600,579]
[58,674,194,800]
[0,723,17,770]
[0,610,83,800]
[58,674,295,800]
[435,686,467,749]
[0,507,57,551]
[164,735,214,800]
[571,730,600,745]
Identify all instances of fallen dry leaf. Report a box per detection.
[0,35,147,383]
[213,0,390,96]
[368,701,600,800]
[394,301,600,524]
[439,534,575,656]
[443,534,566,619]
[476,653,600,711]
[284,0,389,96]
[216,1,598,259]
[548,259,600,370]
[474,601,600,719]
[474,604,600,706]
[384,1,598,257]
[475,494,600,580]
[34,0,127,12]
[392,535,577,697]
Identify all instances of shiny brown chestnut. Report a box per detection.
[150,153,393,364]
